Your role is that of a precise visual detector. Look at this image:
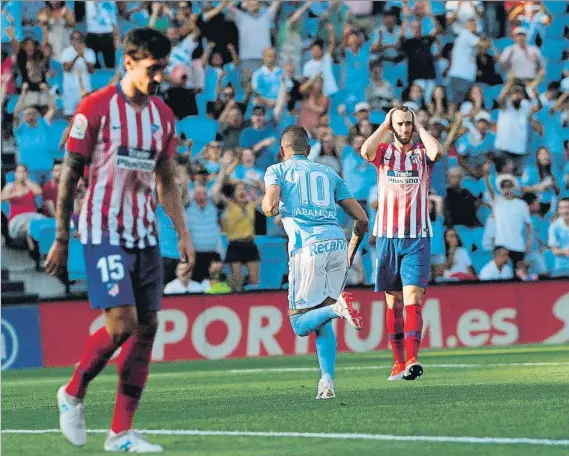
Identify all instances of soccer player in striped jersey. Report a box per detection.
[45,28,194,453]
[361,106,443,381]
[263,126,368,399]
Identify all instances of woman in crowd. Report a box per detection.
[1,164,46,270]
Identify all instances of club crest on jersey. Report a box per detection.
[409,152,421,164]
[387,170,419,184]
[151,124,160,134]
[70,113,88,140]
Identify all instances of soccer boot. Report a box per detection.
[104,430,163,453]
[403,358,423,381]
[387,362,405,381]
[334,291,363,330]
[57,385,87,446]
[316,378,336,399]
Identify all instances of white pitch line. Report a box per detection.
[228,361,569,374]
[2,429,569,447]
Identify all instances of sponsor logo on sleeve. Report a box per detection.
[70,113,88,140]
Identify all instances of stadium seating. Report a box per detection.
[471,251,493,275]
[179,116,217,145]
[91,69,115,91]
[28,218,56,243]
[47,119,69,158]
[67,238,86,280]
[254,235,288,290]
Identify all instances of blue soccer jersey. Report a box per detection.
[264,155,353,252]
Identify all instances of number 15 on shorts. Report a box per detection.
[84,242,135,308]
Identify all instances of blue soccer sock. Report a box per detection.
[289,305,338,337]
[315,321,336,380]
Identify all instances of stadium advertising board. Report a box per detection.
[1,305,44,370]
[39,281,569,367]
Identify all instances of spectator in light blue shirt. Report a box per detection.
[520,147,561,216]
[341,135,377,209]
[251,47,285,110]
[456,111,496,180]
[239,105,279,171]
[344,31,372,100]
[232,148,265,201]
[370,9,402,62]
[548,198,569,277]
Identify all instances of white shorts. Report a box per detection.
[288,239,348,311]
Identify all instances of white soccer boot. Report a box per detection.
[315,378,336,400]
[57,385,87,446]
[334,291,363,330]
[104,430,163,453]
[387,362,406,381]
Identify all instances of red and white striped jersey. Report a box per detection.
[367,142,434,239]
[66,84,176,248]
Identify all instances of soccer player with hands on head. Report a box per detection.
[45,28,194,453]
[361,106,443,382]
[263,126,368,400]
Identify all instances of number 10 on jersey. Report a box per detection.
[297,171,331,207]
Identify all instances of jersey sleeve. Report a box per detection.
[264,165,280,187]
[335,176,353,202]
[162,109,177,159]
[368,143,388,166]
[66,96,101,159]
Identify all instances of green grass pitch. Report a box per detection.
[2,344,568,455]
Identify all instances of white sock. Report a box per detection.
[321,373,333,383]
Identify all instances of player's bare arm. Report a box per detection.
[45,152,85,276]
[411,110,444,162]
[339,198,369,268]
[361,108,395,162]
[262,184,281,217]
[155,154,195,272]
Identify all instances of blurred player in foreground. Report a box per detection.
[361,106,443,381]
[46,28,194,453]
[262,126,368,399]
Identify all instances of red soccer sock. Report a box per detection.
[66,327,120,399]
[404,304,423,361]
[386,306,405,364]
[111,330,155,434]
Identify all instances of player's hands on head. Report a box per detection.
[45,239,69,277]
[410,109,422,132]
[382,107,396,129]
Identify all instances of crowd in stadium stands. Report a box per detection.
[1,1,568,296]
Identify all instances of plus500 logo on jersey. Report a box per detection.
[1,306,43,370]
[387,170,419,184]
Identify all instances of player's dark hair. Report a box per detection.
[123,27,171,61]
[53,159,63,167]
[281,126,310,155]
[560,197,569,204]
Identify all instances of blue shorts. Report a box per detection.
[375,237,431,292]
[84,238,163,311]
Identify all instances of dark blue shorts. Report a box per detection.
[375,237,431,292]
[84,238,163,311]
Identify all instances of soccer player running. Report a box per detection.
[45,28,194,453]
[262,126,368,399]
[361,107,443,381]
